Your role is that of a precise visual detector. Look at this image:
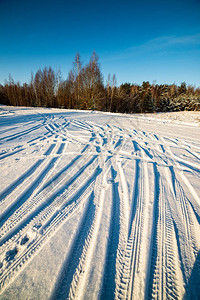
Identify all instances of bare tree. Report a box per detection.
[33,67,56,107]
[73,52,83,109]
[110,74,117,112]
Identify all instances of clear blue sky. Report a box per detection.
[0,0,200,87]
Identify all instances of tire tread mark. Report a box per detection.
[0,167,101,291]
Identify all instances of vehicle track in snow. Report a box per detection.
[0,160,101,291]
[51,158,111,300]
[0,109,200,299]
[147,163,182,299]
[116,159,148,300]
[0,116,103,291]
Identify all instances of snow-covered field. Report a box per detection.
[0,106,200,299]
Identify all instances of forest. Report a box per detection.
[0,51,200,113]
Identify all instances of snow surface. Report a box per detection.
[0,106,200,299]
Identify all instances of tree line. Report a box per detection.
[0,51,200,112]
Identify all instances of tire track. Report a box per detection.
[0,130,94,234]
[0,165,101,292]
[0,126,18,135]
[0,155,98,248]
[100,165,120,300]
[0,148,24,161]
[0,142,56,206]
[147,164,184,299]
[66,160,111,300]
[0,124,42,143]
[165,144,200,252]
[147,163,163,300]
[0,143,59,227]
[170,170,199,261]
[117,159,147,300]
[49,193,96,300]
[0,157,59,236]
[0,111,200,298]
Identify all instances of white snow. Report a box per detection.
[0,106,200,299]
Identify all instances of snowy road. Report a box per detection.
[0,106,200,299]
